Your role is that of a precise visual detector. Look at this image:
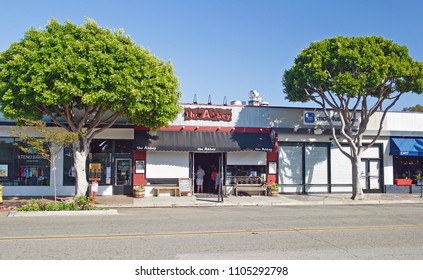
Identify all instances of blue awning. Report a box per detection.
[390,137,423,156]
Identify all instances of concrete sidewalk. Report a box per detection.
[1,193,422,211]
[95,193,423,208]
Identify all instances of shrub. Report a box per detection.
[17,196,103,211]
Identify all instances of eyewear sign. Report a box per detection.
[303,111,359,126]
[184,107,232,122]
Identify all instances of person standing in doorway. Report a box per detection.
[196,165,205,193]
[211,167,217,193]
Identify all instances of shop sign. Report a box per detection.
[196,147,217,152]
[303,111,359,126]
[17,155,44,160]
[184,107,232,122]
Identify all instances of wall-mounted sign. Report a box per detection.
[135,160,145,174]
[184,108,232,122]
[303,111,360,127]
[268,162,277,174]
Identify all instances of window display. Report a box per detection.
[0,137,50,186]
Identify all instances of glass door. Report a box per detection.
[115,159,132,185]
[360,159,381,191]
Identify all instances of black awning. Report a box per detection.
[134,131,274,152]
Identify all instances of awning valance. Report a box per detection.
[390,137,423,156]
[134,131,275,152]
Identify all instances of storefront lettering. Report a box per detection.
[184,108,232,122]
[197,147,217,151]
[255,147,273,152]
[303,111,359,126]
[17,155,44,160]
[136,146,157,151]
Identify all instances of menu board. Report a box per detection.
[178,178,191,193]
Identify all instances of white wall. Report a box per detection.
[227,152,266,165]
[146,151,189,178]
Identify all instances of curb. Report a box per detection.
[96,199,423,209]
[7,209,118,217]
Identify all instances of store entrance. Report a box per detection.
[194,153,221,193]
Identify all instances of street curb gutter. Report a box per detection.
[7,209,118,217]
[95,199,423,208]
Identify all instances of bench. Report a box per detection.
[234,176,267,196]
[154,186,180,197]
[148,178,180,197]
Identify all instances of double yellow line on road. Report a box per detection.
[1,224,423,242]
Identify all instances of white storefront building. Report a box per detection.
[1,102,423,197]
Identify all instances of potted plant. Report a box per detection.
[133,185,145,198]
[267,182,279,196]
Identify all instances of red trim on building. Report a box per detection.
[133,150,147,186]
[134,125,271,133]
[266,137,279,184]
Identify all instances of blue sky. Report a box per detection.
[1,0,423,111]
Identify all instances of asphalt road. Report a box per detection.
[1,204,423,260]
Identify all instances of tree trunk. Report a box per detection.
[351,156,364,200]
[52,163,57,202]
[73,138,89,197]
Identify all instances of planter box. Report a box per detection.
[412,185,423,194]
[394,179,413,186]
[385,184,411,194]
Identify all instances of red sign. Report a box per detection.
[184,108,232,122]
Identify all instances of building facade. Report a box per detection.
[1,103,423,197]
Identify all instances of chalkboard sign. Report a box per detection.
[178,178,192,194]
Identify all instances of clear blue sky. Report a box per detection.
[1,0,423,111]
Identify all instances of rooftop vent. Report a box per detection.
[248,90,268,106]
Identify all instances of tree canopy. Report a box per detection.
[0,18,181,196]
[283,36,423,104]
[283,36,423,199]
[0,18,181,131]
[402,104,423,112]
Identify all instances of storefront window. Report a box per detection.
[0,138,15,186]
[15,147,50,186]
[63,139,133,185]
[0,138,50,186]
[115,140,132,154]
[279,142,329,186]
[279,144,303,184]
[393,156,423,182]
[226,165,266,184]
[88,139,112,185]
[63,147,74,186]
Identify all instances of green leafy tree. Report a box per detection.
[0,19,181,196]
[9,120,79,201]
[402,104,423,112]
[283,36,423,200]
